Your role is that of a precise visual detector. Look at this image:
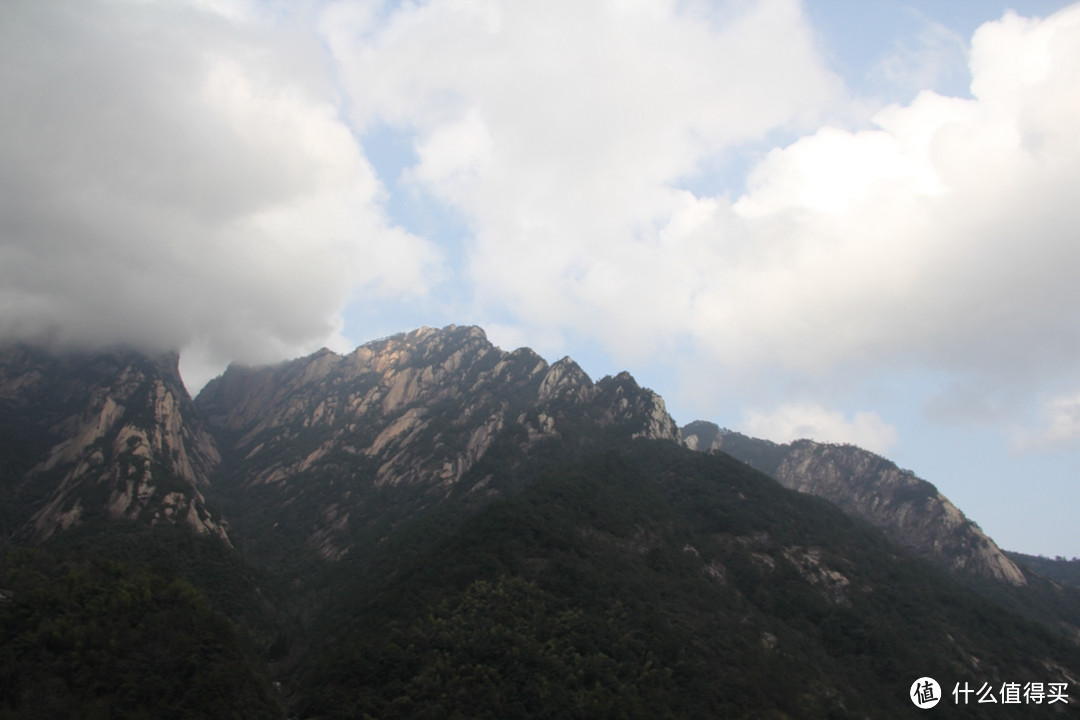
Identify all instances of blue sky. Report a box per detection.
[2,0,1079,556]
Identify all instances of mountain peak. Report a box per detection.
[0,343,227,543]
[194,325,679,559]
[682,421,1025,585]
[537,356,591,402]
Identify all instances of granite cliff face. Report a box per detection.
[196,325,679,560]
[681,421,1026,585]
[2,327,1028,591]
[0,345,226,543]
[1,327,679,557]
[6,332,1080,718]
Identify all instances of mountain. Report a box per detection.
[195,325,679,562]
[293,443,1080,719]
[0,548,283,719]
[0,347,282,719]
[3,327,1080,718]
[681,421,1027,586]
[1009,553,1080,589]
[0,344,226,544]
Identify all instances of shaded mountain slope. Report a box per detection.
[292,443,1080,719]
[0,548,284,719]
[681,422,1025,585]
[3,329,1079,719]
[1010,553,1080,589]
[0,345,225,544]
[196,325,679,564]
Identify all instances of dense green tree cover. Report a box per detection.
[6,372,1080,720]
[46,522,288,652]
[292,445,1080,719]
[1009,552,1080,588]
[0,549,285,719]
[969,556,1080,642]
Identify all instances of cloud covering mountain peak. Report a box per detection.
[4,0,1080,550]
[0,0,438,369]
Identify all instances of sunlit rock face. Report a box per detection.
[196,325,680,560]
[0,345,227,543]
[681,421,1026,586]
[0,327,678,560]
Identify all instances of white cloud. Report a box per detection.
[713,3,1080,395]
[739,403,899,454]
[1011,391,1080,451]
[320,1,1080,414]
[6,0,1080,441]
[321,0,843,357]
[309,0,1080,439]
[0,0,439,375]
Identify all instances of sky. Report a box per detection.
[2,0,1079,557]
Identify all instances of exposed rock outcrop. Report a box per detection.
[197,325,680,560]
[0,345,227,543]
[681,421,1026,585]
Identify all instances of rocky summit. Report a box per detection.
[0,329,1039,584]
[0,344,225,543]
[3,326,1079,719]
[681,421,1026,585]
[196,325,680,560]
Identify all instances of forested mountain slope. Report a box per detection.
[682,421,1025,584]
[2,328,1078,718]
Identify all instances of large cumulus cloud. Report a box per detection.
[320,0,844,356]
[0,0,438,377]
[726,5,1080,436]
[6,0,1080,456]
[320,0,1080,445]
